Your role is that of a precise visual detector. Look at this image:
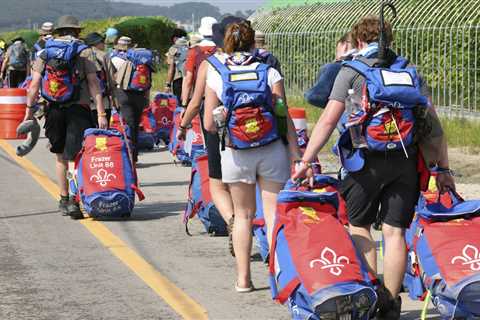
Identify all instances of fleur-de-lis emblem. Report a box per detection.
[451,244,480,271]
[90,169,116,187]
[238,93,254,105]
[310,247,350,276]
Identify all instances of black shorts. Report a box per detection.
[339,151,420,229]
[44,103,94,161]
[205,131,222,179]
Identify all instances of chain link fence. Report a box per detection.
[251,0,480,118]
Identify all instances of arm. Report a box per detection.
[271,80,301,161]
[87,72,107,129]
[181,71,194,106]
[180,48,195,106]
[0,52,8,78]
[25,70,42,120]
[181,61,207,127]
[203,86,219,133]
[292,99,345,179]
[165,61,175,92]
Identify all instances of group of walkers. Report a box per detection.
[11,10,459,319]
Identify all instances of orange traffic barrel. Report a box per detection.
[288,108,307,132]
[0,88,27,139]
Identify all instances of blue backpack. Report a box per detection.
[207,55,279,149]
[40,39,88,103]
[126,48,153,92]
[270,175,378,320]
[404,189,480,319]
[183,151,227,236]
[342,56,428,152]
[75,129,144,219]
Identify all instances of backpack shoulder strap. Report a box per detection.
[206,55,230,76]
[342,59,371,78]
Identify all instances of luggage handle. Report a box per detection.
[436,188,463,206]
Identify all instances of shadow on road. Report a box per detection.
[140,181,189,188]
[129,201,185,221]
[0,209,58,220]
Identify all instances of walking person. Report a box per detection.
[181,16,218,108]
[177,16,246,256]
[25,15,107,219]
[31,22,54,61]
[293,15,455,318]
[110,36,154,163]
[165,28,188,102]
[203,21,301,292]
[0,37,30,88]
[84,32,112,126]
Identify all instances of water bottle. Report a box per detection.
[274,98,288,139]
[345,89,368,149]
[212,105,227,129]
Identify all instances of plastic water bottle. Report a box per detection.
[212,105,227,129]
[274,98,288,139]
[345,89,367,149]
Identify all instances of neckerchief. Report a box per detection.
[226,52,254,66]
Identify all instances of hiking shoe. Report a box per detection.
[67,201,84,220]
[376,296,401,320]
[314,288,375,320]
[227,216,235,257]
[58,196,70,216]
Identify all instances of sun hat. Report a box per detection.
[198,17,218,37]
[39,22,54,35]
[255,31,265,43]
[85,32,105,46]
[114,36,133,51]
[55,15,82,30]
[188,33,203,47]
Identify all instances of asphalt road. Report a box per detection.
[0,136,443,320]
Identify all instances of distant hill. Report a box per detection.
[0,0,223,31]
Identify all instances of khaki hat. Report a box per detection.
[39,22,54,35]
[255,31,265,42]
[188,33,203,47]
[114,36,133,51]
[55,15,82,31]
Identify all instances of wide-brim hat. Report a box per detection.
[85,32,105,46]
[114,36,133,50]
[39,21,54,35]
[55,15,82,31]
[198,17,218,37]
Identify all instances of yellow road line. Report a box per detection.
[0,140,209,320]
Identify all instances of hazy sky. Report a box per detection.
[113,0,268,12]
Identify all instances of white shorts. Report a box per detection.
[221,140,291,185]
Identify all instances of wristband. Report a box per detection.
[179,124,192,130]
[165,82,172,88]
[27,105,35,109]
[294,160,312,168]
[97,112,107,117]
[437,167,454,176]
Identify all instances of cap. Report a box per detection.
[115,36,133,50]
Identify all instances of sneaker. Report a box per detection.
[67,201,83,220]
[376,296,401,320]
[58,196,70,216]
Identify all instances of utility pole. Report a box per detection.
[192,13,195,32]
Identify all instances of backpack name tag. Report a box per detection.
[230,72,258,82]
[381,70,414,87]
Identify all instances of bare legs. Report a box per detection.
[229,182,256,288]
[55,154,69,197]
